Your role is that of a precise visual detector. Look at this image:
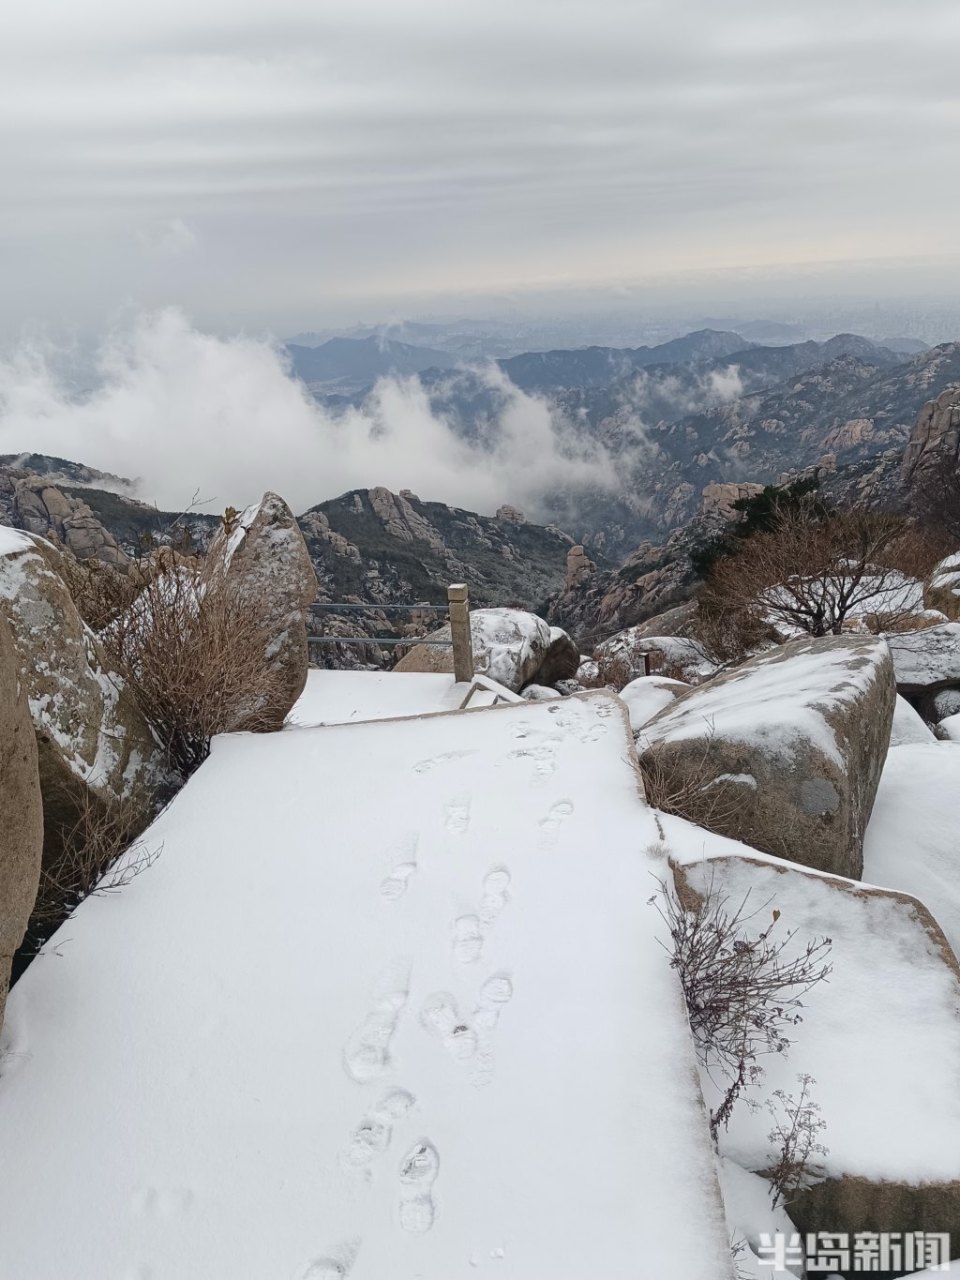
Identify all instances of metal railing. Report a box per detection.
[308,582,475,681]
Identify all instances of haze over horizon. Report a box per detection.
[3,0,960,340]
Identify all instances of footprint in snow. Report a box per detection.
[342,962,411,1083]
[538,800,575,849]
[443,795,471,835]
[297,1239,360,1279]
[452,867,512,965]
[398,1140,440,1234]
[340,1088,417,1176]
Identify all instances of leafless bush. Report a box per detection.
[594,652,638,690]
[31,788,159,930]
[762,1073,829,1206]
[653,874,832,1140]
[638,734,744,836]
[702,508,934,639]
[57,553,139,632]
[103,558,290,780]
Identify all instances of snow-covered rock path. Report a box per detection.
[0,692,731,1280]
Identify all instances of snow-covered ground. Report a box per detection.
[864,742,960,959]
[667,820,960,1185]
[0,692,731,1280]
[287,669,505,727]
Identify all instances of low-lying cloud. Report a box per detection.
[0,309,619,520]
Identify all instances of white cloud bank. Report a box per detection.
[0,309,619,518]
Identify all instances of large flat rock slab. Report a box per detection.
[0,693,730,1280]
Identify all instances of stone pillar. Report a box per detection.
[447,583,474,683]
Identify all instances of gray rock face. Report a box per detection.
[885,623,960,697]
[10,474,128,566]
[0,612,43,1034]
[902,385,960,485]
[639,634,896,878]
[532,627,581,686]
[0,528,167,866]
[202,493,318,725]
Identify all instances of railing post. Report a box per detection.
[448,582,474,683]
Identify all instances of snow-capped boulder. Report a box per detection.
[932,687,960,724]
[890,693,936,746]
[865,742,960,960]
[0,612,42,1034]
[885,622,960,698]
[530,626,580,686]
[669,833,960,1249]
[521,683,562,701]
[201,493,317,725]
[619,674,689,732]
[938,712,960,742]
[594,627,717,689]
[639,634,895,879]
[394,607,550,692]
[926,550,960,619]
[0,528,168,862]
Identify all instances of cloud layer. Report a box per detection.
[1,0,959,334]
[0,310,619,517]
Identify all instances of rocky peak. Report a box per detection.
[0,470,128,566]
[564,545,596,592]
[902,385,960,485]
[699,482,763,520]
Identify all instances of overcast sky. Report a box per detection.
[2,0,960,338]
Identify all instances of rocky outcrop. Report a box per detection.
[594,626,716,688]
[2,472,128,566]
[0,528,169,863]
[902,385,960,485]
[0,612,43,1032]
[564,545,595,592]
[885,623,960,701]
[925,550,960,620]
[531,627,580,686]
[365,486,450,557]
[640,634,895,878]
[672,848,960,1252]
[394,607,551,691]
[495,505,525,524]
[202,494,317,724]
[699,482,763,519]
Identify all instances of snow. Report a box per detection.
[864,742,960,960]
[0,524,35,556]
[287,670,492,726]
[662,813,960,1184]
[637,640,888,768]
[595,628,718,683]
[930,550,960,595]
[718,1157,801,1280]
[885,622,960,692]
[938,711,960,742]
[890,694,936,746]
[0,692,731,1280]
[618,673,688,731]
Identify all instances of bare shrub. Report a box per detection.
[594,652,636,690]
[30,787,159,930]
[762,1073,829,1206]
[653,874,832,1140]
[56,552,138,632]
[703,508,930,639]
[693,590,778,667]
[103,558,290,780]
[638,734,743,836]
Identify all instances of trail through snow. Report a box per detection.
[0,691,730,1280]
